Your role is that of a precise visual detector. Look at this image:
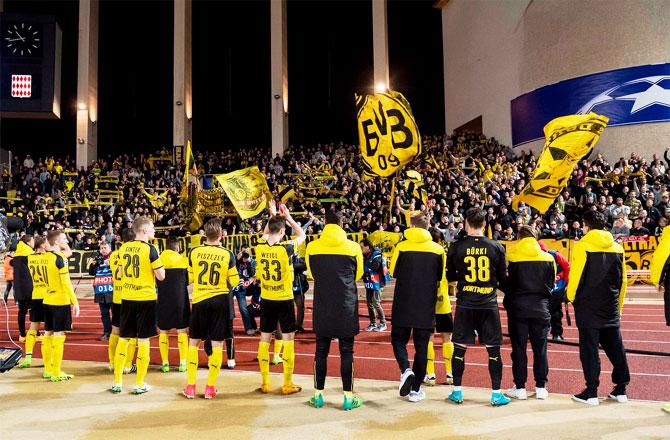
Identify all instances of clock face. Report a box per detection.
[4,22,42,57]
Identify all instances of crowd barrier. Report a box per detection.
[66,233,658,285]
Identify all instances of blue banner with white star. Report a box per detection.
[511,63,670,146]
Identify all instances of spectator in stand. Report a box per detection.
[569,221,584,240]
[629,219,650,237]
[611,218,630,240]
[542,221,562,240]
[655,217,668,236]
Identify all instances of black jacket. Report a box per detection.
[306,224,364,338]
[390,228,446,329]
[11,240,33,301]
[567,230,626,328]
[502,238,555,322]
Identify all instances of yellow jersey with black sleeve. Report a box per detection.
[27,253,50,300]
[42,251,78,307]
[109,250,123,304]
[254,238,295,301]
[188,244,239,304]
[118,240,163,302]
[435,274,452,315]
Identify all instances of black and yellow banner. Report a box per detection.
[215,166,272,220]
[356,90,421,178]
[512,113,609,214]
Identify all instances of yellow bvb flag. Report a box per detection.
[215,166,272,220]
[512,113,609,214]
[356,90,421,178]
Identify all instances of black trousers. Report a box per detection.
[508,316,549,388]
[314,336,354,392]
[549,291,565,337]
[17,299,29,337]
[578,326,630,392]
[98,302,112,335]
[391,326,432,392]
[294,293,305,328]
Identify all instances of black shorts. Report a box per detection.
[29,299,45,323]
[111,303,121,328]
[119,300,158,339]
[157,293,191,330]
[435,313,454,333]
[44,305,72,333]
[260,299,295,334]
[452,307,502,346]
[189,295,231,341]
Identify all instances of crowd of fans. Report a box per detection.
[2,132,670,250]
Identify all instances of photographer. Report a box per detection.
[88,241,114,341]
[235,244,256,336]
[292,254,309,333]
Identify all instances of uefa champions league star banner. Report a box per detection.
[215,166,273,220]
[512,113,609,214]
[356,90,422,178]
[511,63,670,146]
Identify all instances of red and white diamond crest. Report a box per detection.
[11,75,32,98]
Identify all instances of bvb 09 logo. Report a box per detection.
[356,91,421,177]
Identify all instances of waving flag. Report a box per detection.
[215,166,272,219]
[512,113,609,214]
[356,90,421,178]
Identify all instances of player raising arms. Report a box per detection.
[254,201,306,395]
[111,217,165,395]
[183,219,239,399]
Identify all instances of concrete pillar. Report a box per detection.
[270,0,288,157]
[174,0,193,156]
[76,0,98,169]
[372,0,389,92]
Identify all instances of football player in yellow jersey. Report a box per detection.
[157,237,191,374]
[111,217,165,395]
[19,236,47,369]
[424,227,454,387]
[182,219,239,399]
[42,230,80,382]
[108,228,137,372]
[254,201,306,395]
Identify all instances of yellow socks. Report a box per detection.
[207,347,223,387]
[258,341,270,386]
[25,329,37,356]
[108,334,119,366]
[443,341,454,375]
[177,333,188,364]
[186,345,199,385]
[51,335,66,376]
[126,338,137,368]
[135,340,150,387]
[282,340,295,386]
[274,339,283,357]
[113,337,130,385]
[159,333,169,365]
[426,340,435,377]
[41,335,53,375]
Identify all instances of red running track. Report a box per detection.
[1,299,668,401]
